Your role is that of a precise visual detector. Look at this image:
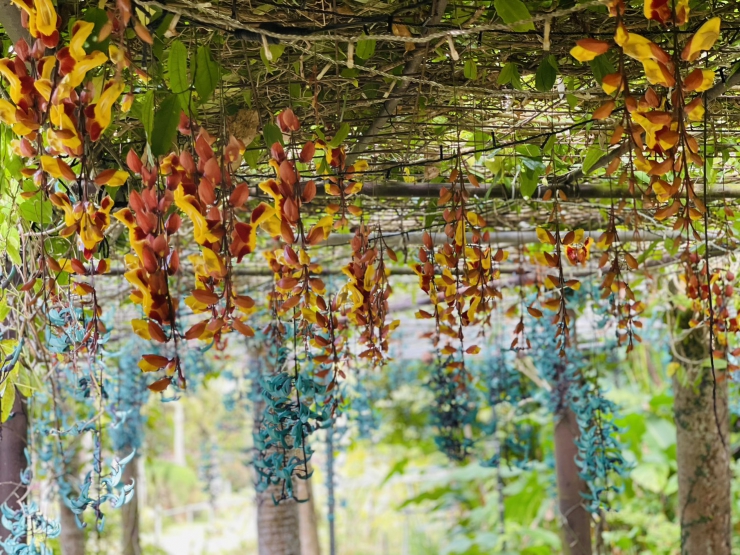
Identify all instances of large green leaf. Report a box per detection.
[194,45,220,103]
[535,55,558,92]
[356,36,376,60]
[262,122,283,149]
[168,39,191,109]
[150,94,181,156]
[582,145,605,174]
[494,0,535,31]
[19,197,53,225]
[498,62,521,89]
[589,54,615,84]
[464,59,478,80]
[244,136,262,169]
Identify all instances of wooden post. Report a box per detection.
[0,388,27,543]
[673,312,731,554]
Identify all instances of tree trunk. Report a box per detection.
[0,388,27,542]
[673,316,731,555]
[59,499,85,555]
[59,444,85,555]
[121,454,141,555]
[253,392,301,555]
[554,407,592,555]
[296,466,321,555]
[257,486,301,555]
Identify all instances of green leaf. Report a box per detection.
[19,197,53,224]
[150,94,181,156]
[542,134,556,155]
[356,37,376,60]
[194,45,220,103]
[1,380,15,423]
[463,59,478,80]
[168,39,191,109]
[520,168,540,198]
[141,90,154,140]
[244,136,262,169]
[494,0,535,31]
[81,8,111,53]
[328,122,350,148]
[516,144,541,158]
[260,44,286,69]
[498,62,521,89]
[589,54,615,84]
[0,293,9,322]
[262,122,283,148]
[582,145,605,174]
[535,55,558,92]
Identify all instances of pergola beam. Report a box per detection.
[249,180,740,200]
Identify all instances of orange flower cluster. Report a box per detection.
[338,225,398,363]
[572,1,720,232]
[568,0,724,353]
[414,170,489,365]
[2,0,136,360]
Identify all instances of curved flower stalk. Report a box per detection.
[316,136,368,228]
[571,1,723,344]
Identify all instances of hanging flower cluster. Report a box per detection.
[338,224,398,364]
[414,169,489,363]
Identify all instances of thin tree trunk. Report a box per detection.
[59,499,85,555]
[673,315,731,555]
[296,465,321,555]
[554,407,592,555]
[0,388,27,543]
[121,454,141,555]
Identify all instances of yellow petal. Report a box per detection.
[69,21,95,61]
[683,17,721,62]
[34,0,58,37]
[131,319,151,340]
[93,80,125,132]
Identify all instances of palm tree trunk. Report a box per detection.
[59,499,85,555]
[673,313,731,554]
[257,487,301,555]
[552,361,591,555]
[296,467,321,555]
[121,454,141,555]
[59,444,85,555]
[0,388,27,543]
[554,406,592,555]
